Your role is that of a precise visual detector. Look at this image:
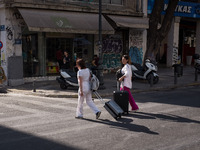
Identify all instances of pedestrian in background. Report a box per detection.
[118,55,139,112]
[91,55,99,75]
[75,59,101,119]
[56,48,63,69]
[62,51,70,69]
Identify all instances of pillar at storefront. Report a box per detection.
[0,8,8,85]
[167,17,180,67]
[196,20,200,55]
[196,0,200,55]
[0,8,24,86]
[38,33,46,76]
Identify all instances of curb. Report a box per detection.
[6,82,200,98]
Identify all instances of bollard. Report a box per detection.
[172,64,183,85]
[150,73,153,87]
[33,80,36,92]
[174,72,178,84]
[195,68,198,81]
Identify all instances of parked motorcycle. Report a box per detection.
[131,59,159,84]
[193,54,200,72]
[56,69,78,89]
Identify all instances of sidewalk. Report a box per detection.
[5,66,200,98]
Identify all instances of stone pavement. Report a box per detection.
[4,66,200,98]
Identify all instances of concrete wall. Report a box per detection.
[129,29,147,64]
[0,8,24,86]
[167,17,180,67]
[196,20,200,55]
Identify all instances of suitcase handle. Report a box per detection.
[93,91,105,104]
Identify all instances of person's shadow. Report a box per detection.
[82,117,159,135]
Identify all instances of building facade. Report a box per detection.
[0,0,148,86]
[148,0,200,67]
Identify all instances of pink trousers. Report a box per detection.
[120,86,139,110]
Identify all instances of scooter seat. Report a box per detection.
[132,63,145,71]
[134,70,144,76]
[65,77,78,84]
[61,69,77,77]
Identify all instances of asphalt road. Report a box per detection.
[0,86,200,150]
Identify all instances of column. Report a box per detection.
[38,32,46,76]
[0,8,8,84]
[195,20,200,55]
[142,29,147,61]
[167,17,180,67]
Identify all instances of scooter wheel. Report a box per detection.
[147,74,159,84]
[153,76,159,84]
[60,84,68,89]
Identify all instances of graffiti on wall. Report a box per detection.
[129,46,143,65]
[102,35,123,69]
[6,26,13,41]
[172,46,178,64]
[129,30,143,64]
[1,49,6,66]
[102,53,121,69]
[102,38,122,53]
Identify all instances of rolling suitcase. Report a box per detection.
[113,90,129,114]
[93,91,124,120]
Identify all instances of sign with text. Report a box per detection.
[0,25,5,31]
[148,0,200,18]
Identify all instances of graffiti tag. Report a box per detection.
[6,26,13,40]
[129,46,143,65]
[102,53,121,69]
[102,39,122,53]
[172,46,178,64]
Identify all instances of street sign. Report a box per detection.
[0,41,3,49]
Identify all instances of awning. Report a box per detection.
[106,15,149,29]
[18,8,114,34]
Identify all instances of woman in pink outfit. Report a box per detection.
[118,55,139,111]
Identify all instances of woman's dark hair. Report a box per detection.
[76,59,86,69]
[122,55,131,64]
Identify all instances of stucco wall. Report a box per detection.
[0,8,24,85]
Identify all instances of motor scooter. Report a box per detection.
[193,54,200,73]
[56,69,78,89]
[131,59,159,84]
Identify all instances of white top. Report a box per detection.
[77,68,90,93]
[121,64,132,89]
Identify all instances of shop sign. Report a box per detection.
[0,25,5,31]
[0,41,3,49]
[148,0,200,18]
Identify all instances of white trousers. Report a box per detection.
[76,91,100,117]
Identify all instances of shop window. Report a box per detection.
[22,34,39,77]
[46,38,73,74]
[73,35,94,67]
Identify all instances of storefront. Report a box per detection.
[0,5,148,86]
[18,8,114,77]
[148,0,200,67]
[179,20,196,65]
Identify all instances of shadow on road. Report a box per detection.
[82,117,159,135]
[134,85,200,108]
[0,125,81,150]
[129,112,200,124]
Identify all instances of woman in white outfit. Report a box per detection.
[75,59,101,119]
